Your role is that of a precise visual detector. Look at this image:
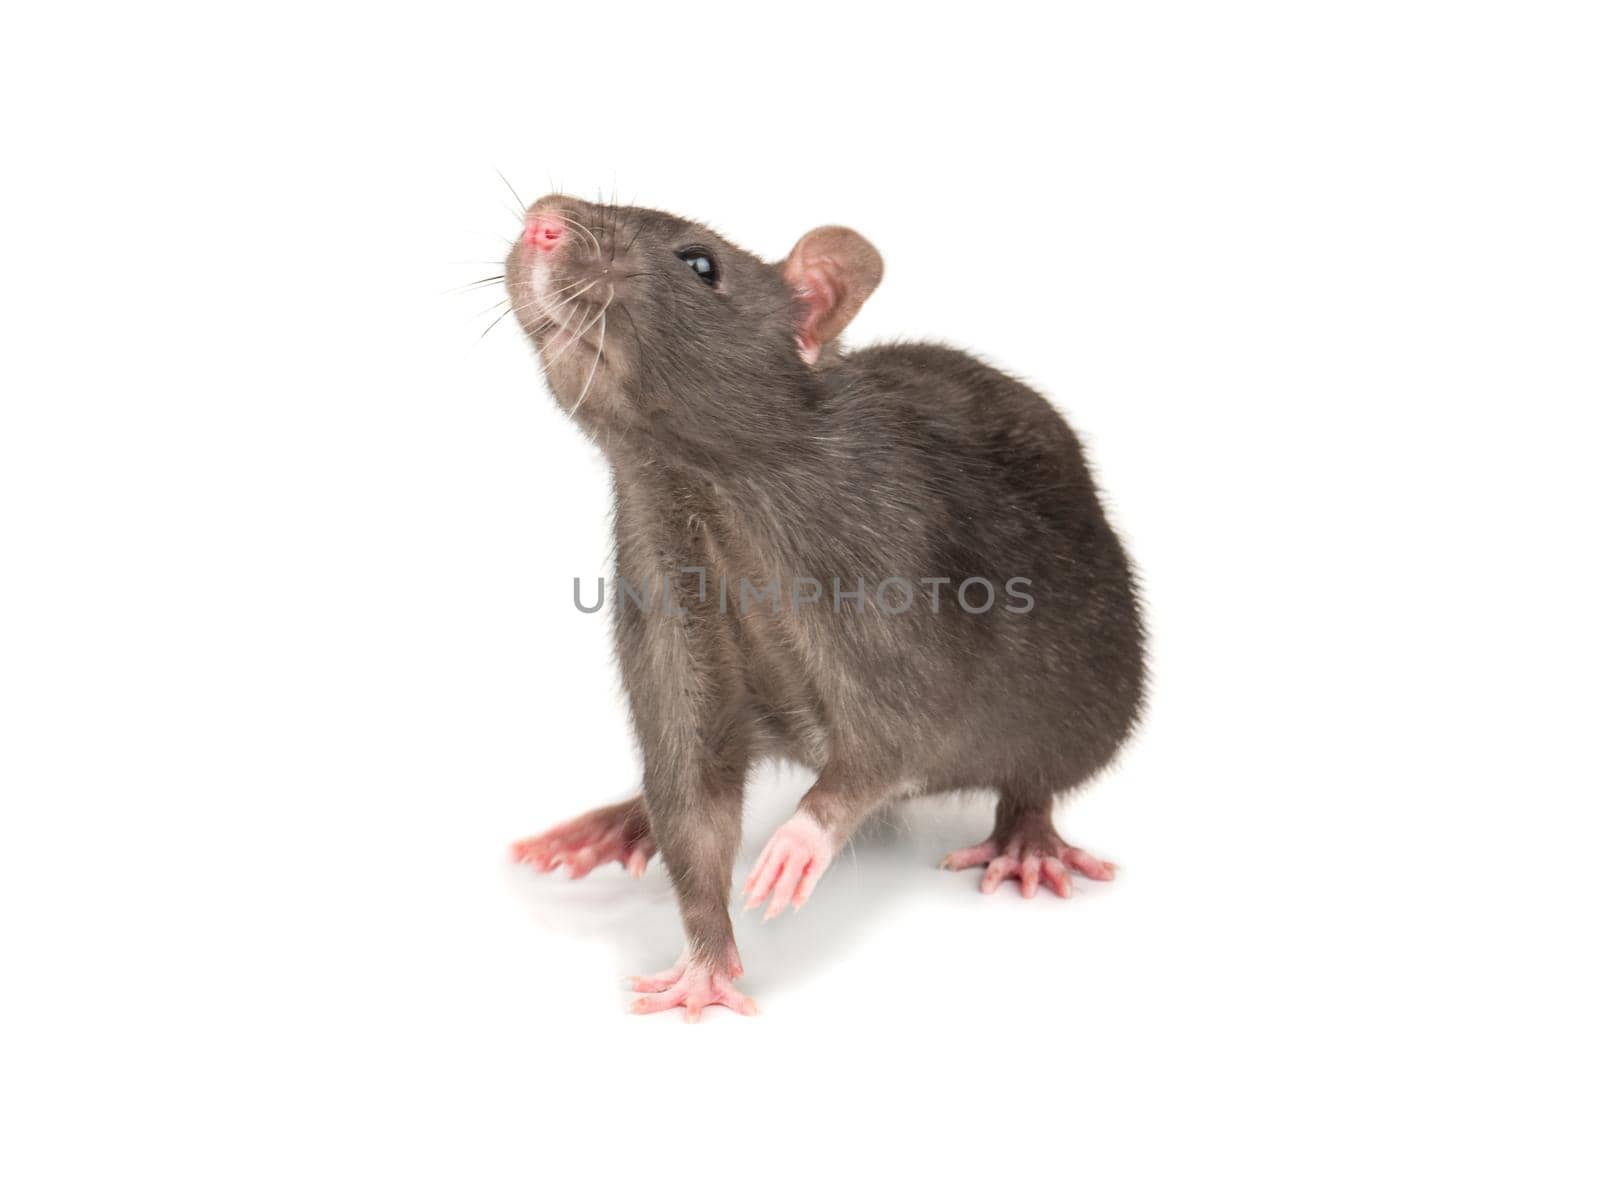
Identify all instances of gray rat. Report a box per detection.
[505,195,1146,1020]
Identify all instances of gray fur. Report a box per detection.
[507,197,1146,969]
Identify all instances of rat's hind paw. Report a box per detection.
[742,811,835,921]
[941,829,1116,899]
[627,952,757,1022]
[510,796,655,879]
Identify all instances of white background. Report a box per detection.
[3,2,1597,1176]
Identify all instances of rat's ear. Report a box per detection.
[782,226,883,364]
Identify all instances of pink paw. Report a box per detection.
[510,797,655,879]
[941,835,1116,898]
[627,951,757,1022]
[742,811,835,920]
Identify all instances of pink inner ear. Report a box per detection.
[788,258,841,364]
[784,226,882,364]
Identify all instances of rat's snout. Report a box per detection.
[523,210,566,253]
[507,195,640,358]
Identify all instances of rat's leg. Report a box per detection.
[628,756,756,1021]
[510,794,655,879]
[743,760,898,920]
[616,572,756,1020]
[942,793,1116,898]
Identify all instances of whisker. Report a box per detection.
[570,290,613,413]
[543,299,607,366]
[446,274,506,294]
[496,168,526,213]
[539,289,588,348]
[542,311,604,368]
[525,275,592,308]
[535,283,602,357]
[479,273,592,339]
[498,277,597,332]
[536,279,600,327]
[479,303,518,340]
[551,212,602,258]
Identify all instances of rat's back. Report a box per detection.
[820,340,1147,785]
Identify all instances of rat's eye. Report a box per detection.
[675,246,720,287]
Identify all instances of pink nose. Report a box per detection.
[523,212,565,252]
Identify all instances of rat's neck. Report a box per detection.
[601,374,880,578]
[597,366,832,482]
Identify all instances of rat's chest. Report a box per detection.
[615,483,830,671]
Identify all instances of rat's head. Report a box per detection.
[505,195,882,451]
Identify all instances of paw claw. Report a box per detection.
[940,841,999,871]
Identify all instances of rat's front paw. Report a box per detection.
[627,951,757,1022]
[742,811,835,920]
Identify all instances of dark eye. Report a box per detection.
[675,246,720,287]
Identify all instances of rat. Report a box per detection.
[504,195,1146,1020]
